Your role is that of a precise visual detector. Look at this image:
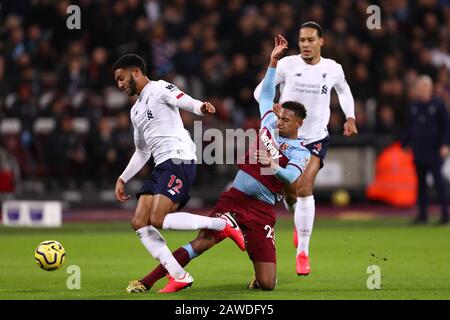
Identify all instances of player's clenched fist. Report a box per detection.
[115,178,131,202]
[273,103,282,117]
[254,150,273,167]
[201,102,216,114]
[343,118,358,137]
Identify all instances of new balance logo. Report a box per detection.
[295,73,302,77]
[322,73,327,79]
[165,84,178,92]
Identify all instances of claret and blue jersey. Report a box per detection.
[233,67,311,205]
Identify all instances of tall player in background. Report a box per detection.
[113,54,244,293]
[254,22,358,276]
[126,35,311,293]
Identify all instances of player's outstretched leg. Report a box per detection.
[283,184,299,247]
[294,196,314,276]
[127,230,221,293]
[132,195,193,286]
[294,156,320,276]
[160,211,245,251]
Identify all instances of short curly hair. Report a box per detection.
[281,101,307,120]
[112,53,146,74]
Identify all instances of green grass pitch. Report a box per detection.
[1,217,449,300]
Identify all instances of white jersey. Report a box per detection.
[130,80,199,166]
[254,55,355,145]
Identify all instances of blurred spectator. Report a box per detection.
[58,55,88,95]
[87,116,118,187]
[0,0,450,195]
[225,54,256,118]
[0,143,20,193]
[402,76,450,224]
[88,47,112,91]
[44,115,87,189]
[113,111,134,173]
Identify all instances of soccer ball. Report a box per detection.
[34,240,66,271]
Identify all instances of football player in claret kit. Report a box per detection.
[112,54,245,293]
[126,35,311,293]
[254,21,358,276]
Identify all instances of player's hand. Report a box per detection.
[273,103,282,117]
[440,145,450,158]
[271,34,288,61]
[343,118,358,137]
[115,178,131,202]
[254,150,272,167]
[201,102,216,114]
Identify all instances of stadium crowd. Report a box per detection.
[1,0,450,192]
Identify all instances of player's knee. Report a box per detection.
[149,208,171,229]
[131,216,148,231]
[256,275,276,291]
[285,192,297,205]
[149,213,165,229]
[297,185,313,198]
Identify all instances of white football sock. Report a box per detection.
[283,198,296,214]
[136,226,186,279]
[162,212,226,231]
[294,195,315,256]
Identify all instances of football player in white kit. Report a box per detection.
[254,22,358,276]
[112,54,245,293]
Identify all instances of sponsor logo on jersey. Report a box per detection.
[261,129,282,159]
[146,110,154,120]
[165,84,178,92]
[321,85,328,94]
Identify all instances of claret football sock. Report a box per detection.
[162,212,226,231]
[294,196,315,256]
[140,244,197,289]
